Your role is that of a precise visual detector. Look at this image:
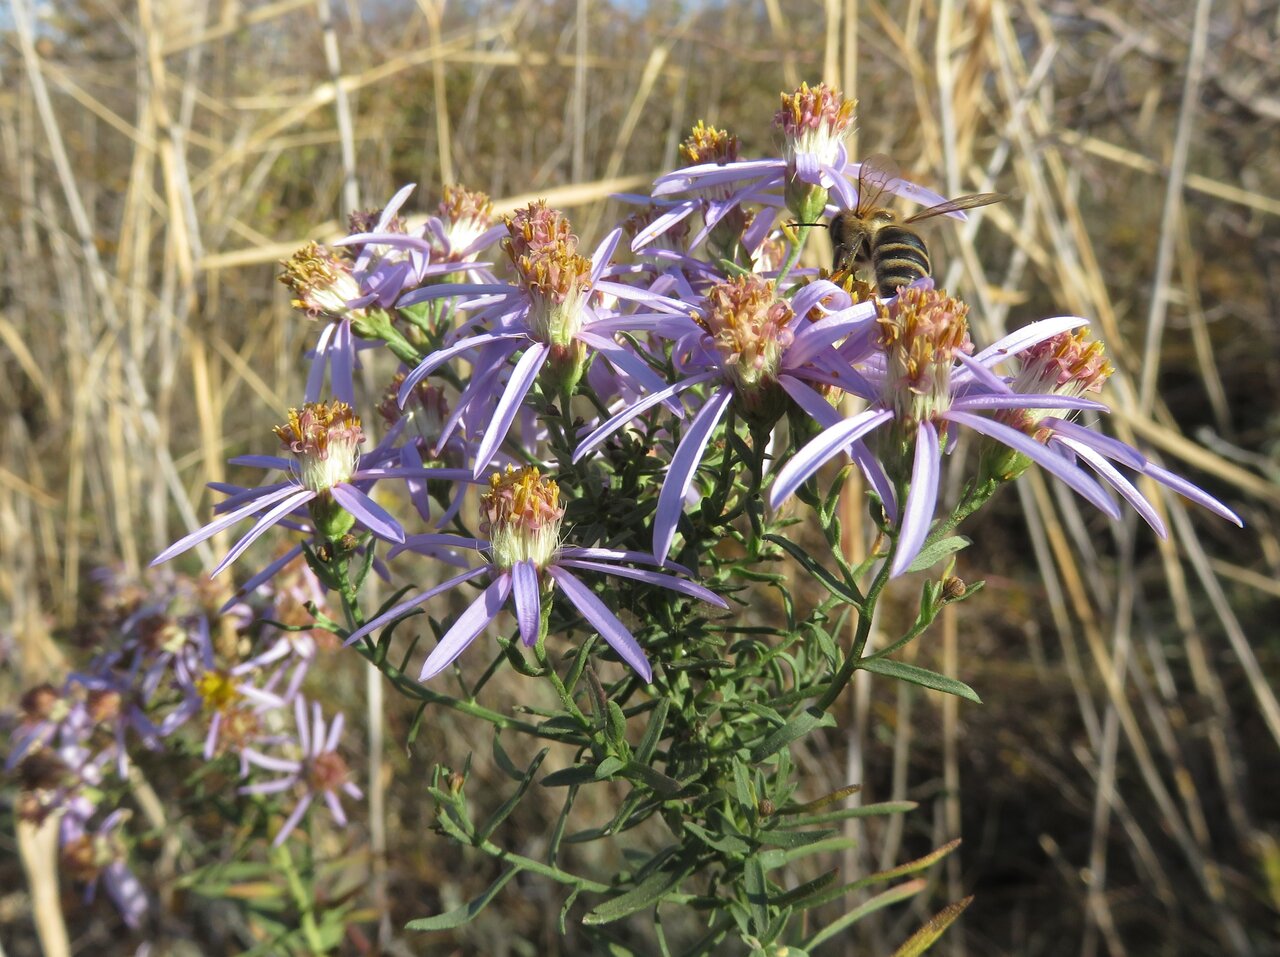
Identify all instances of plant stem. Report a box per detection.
[273,841,327,954]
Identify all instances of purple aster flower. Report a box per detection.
[240,696,361,847]
[573,273,881,559]
[768,288,1200,574]
[648,84,955,248]
[152,401,472,577]
[978,328,1243,534]
[393,202,700,477]
[344,467,727,683]
[160,617,287,761]
[60,808,148,929]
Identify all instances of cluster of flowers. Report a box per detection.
[152,82,1239,687]
[6,563,360,930]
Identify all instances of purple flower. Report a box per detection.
[60,808,148,930]
[240,696,361,847]
[573,274,880,559]
[152,402,472,577]
[978,328,1243,534]
[769,290,1235,575]
[649,84,952,242]
[394,202,700,477]
[344,467,727,683]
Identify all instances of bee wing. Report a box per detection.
[903,192,1007,224]
[852,154,903,215]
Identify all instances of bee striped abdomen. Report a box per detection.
[870,226,930,294]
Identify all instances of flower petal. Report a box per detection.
[398,332,523,400]
[151,483,304,566]
[419,574,513,680]
[767,408,895,509]
[555,558,727,608]
[944,410,1121,518]
[546,567,651,682]
[890,421,942,577]
[1142,461,1243,527]
[331,483,405,542]
[1056,436,1166,537]
[572,371,713,464]
[511,560,542,648]
[970,316,1090,366]
[472,343,549,477]
[344,566,489,647]
[210,488,316,578]
[654,387,733,560]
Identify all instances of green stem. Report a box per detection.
[272,841,327,954]
[813,543,894,713]
[774,224,812,288]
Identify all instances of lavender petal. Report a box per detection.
[547,567,652,683]
[419,574,513,680]
[653,387,733,560]
[890,421,943,577]
[472,343,549,477]
[331,483,405,543]
[767,408,895,509]
[344,566,488,647]
[511,560,542,648]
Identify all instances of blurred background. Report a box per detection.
[1,0,1278,954]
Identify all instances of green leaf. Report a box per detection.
[406,865,522,930]
[749,707,835,764]
[477,748,549,841]
[594,755,627,780]
[744,855,769,934]
[857,658,981,703]
[733,761,756,809]
[773,868,839,908]
[906,536,970,573]
[635,698,669,765]
[864,838,961,885]
[606,701,628,750]
[582,855,692,925]
[778,784,861,815]
[622,760,681,797]
[542,764,599,788]
[759,835,858,869]
[891,896,974,957]
[765,535,862,607]
[803,879,928,950]
[683,821,752,856]
[491,734,523,781]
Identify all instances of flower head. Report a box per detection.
[993,329,1114,441]
[876,285,972,431]
[680,120,741,168]
[503,202,593,348]
[697,275,795,394]
[240,697,361,847]
[278,243,364,322]
[273,401,365,493]
[434,185,496,259]
[482,466,564,569]
[773,81,857,172]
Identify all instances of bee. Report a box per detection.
[829,154,1005,295]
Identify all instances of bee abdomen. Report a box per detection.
[871,226,930,294]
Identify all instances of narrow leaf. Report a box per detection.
[890,896,974,957]
[749,707,836,764]
[406,865,522,930]
[906,536,971,573]
[857,658,982,703]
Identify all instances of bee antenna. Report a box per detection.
[786,221,829,229]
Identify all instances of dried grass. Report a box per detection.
[1,0,1276,953]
